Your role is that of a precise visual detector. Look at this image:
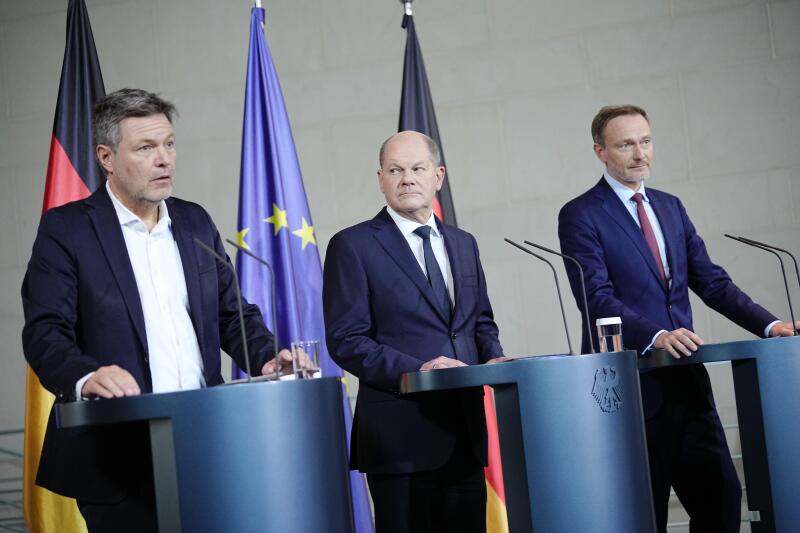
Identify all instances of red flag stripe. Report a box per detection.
[483,385,506,501]
[42,135,92,213]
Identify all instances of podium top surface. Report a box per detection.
[400,350,637,393]
[638,336,799,370]
[57,376,341,428]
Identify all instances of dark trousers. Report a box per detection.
[367,444,487,533]
[646,392,742,533]
[77,475,158,533]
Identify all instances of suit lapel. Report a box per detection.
[439,220,461,319]
[85,186,148,354]
[371,209,450,323]
[167,200,206,352]
[595,179,668,292]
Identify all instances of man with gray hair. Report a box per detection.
[323,130,506,533]
[22,88,289,532]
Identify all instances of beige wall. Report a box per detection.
[2,0,799,529]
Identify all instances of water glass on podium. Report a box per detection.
[291,340,321,379]
[596,317,623,353]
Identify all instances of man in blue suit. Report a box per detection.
[323,131,505,533]
[21,89,289,532]
[558,104,798,532]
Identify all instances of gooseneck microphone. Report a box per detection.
[193,238,253,381]
[523,240,596,354]
[724,234,798,336]
[225,238,281,379]
[505,238,574,355]
[736,235,800,304]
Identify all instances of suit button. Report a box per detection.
[450,332,457,339]
[143,356,149,363]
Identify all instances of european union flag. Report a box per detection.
[234,7,374,532]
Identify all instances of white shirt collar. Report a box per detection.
[603,171,650,204]
[385,205,441,238]
[106,181,171,233]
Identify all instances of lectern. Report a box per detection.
[401,351,656,533]
[640,336,800,533]
[57,377,354,533]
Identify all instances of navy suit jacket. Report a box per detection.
[323,208,503,475]
[21,185,275,501]
[558,178,776,418]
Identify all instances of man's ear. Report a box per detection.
[96,144,114,174]
[435,166,445,192]
[593,143,606,164]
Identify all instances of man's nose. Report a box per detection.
[153,146,170,166]
[632,144,645,160]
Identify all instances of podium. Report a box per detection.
[401,351,656,533]
[57,377,355,533]
[640,336,800,533]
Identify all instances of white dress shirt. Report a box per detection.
[386,205,455,303]
[76,183,206,397]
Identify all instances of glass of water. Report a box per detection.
[290,340,321,379]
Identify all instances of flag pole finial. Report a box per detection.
[400,0,413,16]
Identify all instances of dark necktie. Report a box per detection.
[413,225,452,321]
[631,193,667,284]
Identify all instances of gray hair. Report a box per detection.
[92,88,177,151]
[379,131,442,168]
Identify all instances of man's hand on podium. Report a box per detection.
[420,356,466,371]
[484,356,511,364]
[653,328,704,359]
[768,321,800,337]
[261,348,295,376]
[82,365,141,399]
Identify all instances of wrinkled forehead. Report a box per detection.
[119,114,174,143]
[603,114,651,143]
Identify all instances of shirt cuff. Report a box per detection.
[764,320,781,338]
[643,330,669,354]
[75,372,95,401]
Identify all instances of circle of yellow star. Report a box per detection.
[264,203,289,235]
[292,217,317,250]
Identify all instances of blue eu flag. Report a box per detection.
[234,7,374,532]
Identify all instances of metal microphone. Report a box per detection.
[225,238,281,377]
[724,234,797,336]
[523,240,596,354]
[736,235,800,303]
[193,238,253,381]
[505,238,573,355]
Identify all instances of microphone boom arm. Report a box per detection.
[505,238,574,355]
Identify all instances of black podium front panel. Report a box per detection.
[58,377,354,533]
[402,351,655,533]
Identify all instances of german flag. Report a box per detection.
[23,1,104,531]
[398,12,508,532]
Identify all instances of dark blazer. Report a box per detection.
[21,185,275,502]
[323,208,503,475]
[558,178,776,418]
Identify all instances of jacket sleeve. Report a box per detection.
[470,235,504,362]
[21,210,99,401]
[322,233,423,391]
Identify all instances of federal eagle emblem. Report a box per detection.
[592,366,622,413]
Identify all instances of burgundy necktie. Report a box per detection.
[631,193,666,284]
